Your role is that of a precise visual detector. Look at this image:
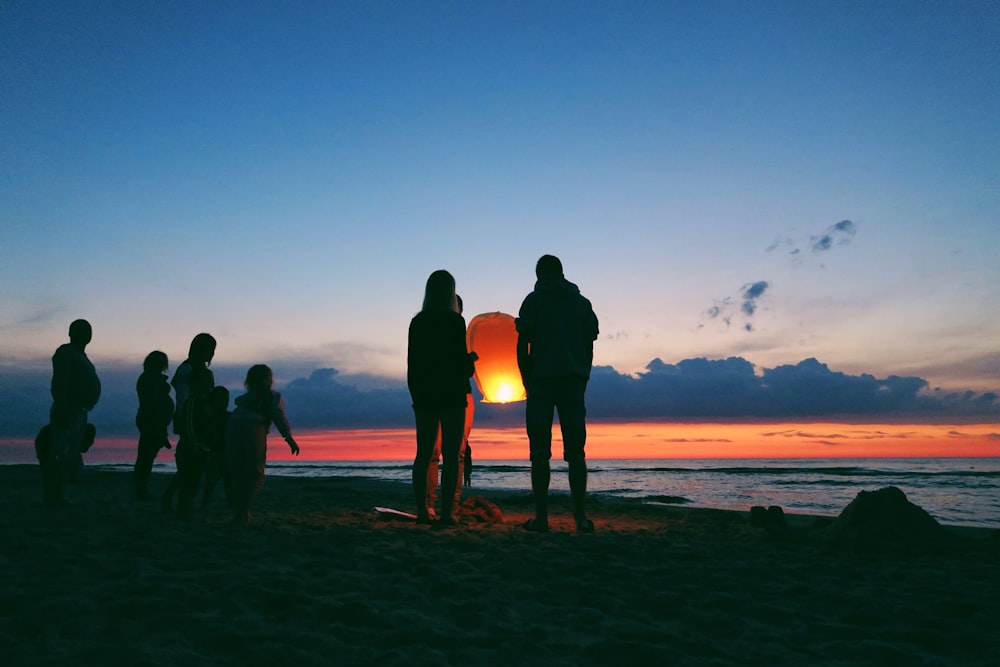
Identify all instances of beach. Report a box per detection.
[2,465,997,666]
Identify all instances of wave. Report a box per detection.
[603,465,1000,478]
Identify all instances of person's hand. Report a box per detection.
[287,438,300,456]
[469,351,479,362]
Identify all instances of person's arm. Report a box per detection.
[270,393,300,455]
[50,348,73,427]
[515,296,534,388]
[516,333,531,389]
[459,315,478,378]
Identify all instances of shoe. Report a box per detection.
[575,517,595,533]
[522,518,549,533]
[433,514,461,529]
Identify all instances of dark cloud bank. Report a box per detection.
[2,357,997,438]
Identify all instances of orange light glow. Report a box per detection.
[466,312,526,404]
[275,421,999,461]
[5,421,995,464]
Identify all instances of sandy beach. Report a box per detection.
[1,464,997,667]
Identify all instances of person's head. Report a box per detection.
[68,319,93,346]
[188,333,217,366]
[210,385,230,412]
[143,350,169,374]
[535,254,564,280]
[456,294,464,315]
[421,269,458,313]
[244,364,274,393]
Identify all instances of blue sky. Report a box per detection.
[2,1,999,405]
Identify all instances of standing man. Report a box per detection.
[46,319,101,507]
[516,255,599,533]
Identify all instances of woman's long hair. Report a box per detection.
[421,269,458,313]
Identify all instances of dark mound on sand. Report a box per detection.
[826,486,952,550]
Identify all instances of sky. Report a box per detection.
[2,1,1000,438]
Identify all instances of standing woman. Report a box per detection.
[171,333,217,429]
[162,332,216,514]
[407,270,476,526]
[225,364,300,525]
[134,350,174,501]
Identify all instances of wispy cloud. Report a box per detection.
[701,281,770,332]
[810,219,857,253]
[766,219,858,263]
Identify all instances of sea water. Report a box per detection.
[258,457,1000,528]
[7,442,997,528]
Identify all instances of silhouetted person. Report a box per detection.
[426,294,476,517]
[36,422,95,491]
[464,444,472,487]
[201,385,231,510]
[225,364,300,525]
[407,270,476,526]
[171,333,217,434]
[45,319,101,507]
[133,351,174,501]
[162,333,216,515]
[171,366,216,519]
[517,255,599,532]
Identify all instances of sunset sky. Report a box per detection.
[2,2,1000,442]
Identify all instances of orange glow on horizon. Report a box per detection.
[282,421,1000,461]
[4,421,996,464]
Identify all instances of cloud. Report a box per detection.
[810,219,857,253]
[741,281,770,316]
[767,219,858,260]
[701,282,769,331]
[2,354,998,437]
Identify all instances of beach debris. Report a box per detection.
[460,496,504,523]
[374,507,418,521]
[750,504,786,529]
[646,495,692,505]
[826,486,951,550]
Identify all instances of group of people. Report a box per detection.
[39,325,300,525]
[137,333,301,524]
[40,254,599,532]
[408,254,599,531]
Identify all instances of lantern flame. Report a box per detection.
[467,312,527,404]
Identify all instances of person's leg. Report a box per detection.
[46,412,85,507]
[426,426,441,518]
[245,435,267,518]
[175,443,197,519]
[438,406,465,524]
[525,381,555,529]
[134,432,159,500]
[556,378,591,531]
[226,429,253,524]
[453,399,474,506]
[202,451,223,509]
[412,410,439,523]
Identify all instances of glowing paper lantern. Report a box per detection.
[467,312,526,403]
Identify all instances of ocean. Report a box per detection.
[5,421,998,528]
[85,456,1000,529]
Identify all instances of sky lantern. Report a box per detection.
[467,312,527,403]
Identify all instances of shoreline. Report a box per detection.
[2,465,998,666]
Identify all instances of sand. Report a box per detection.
[1,464,997,667]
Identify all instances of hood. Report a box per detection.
[533,276,580,297]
